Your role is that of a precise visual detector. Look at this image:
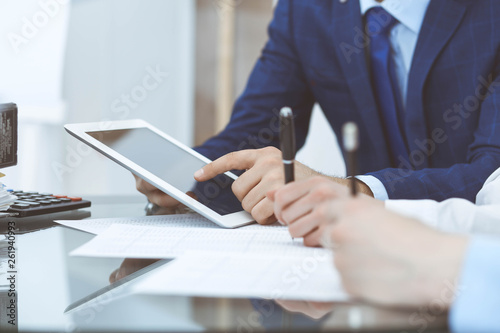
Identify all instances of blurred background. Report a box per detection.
[0,0,344,196]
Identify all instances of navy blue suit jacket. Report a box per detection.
[197,0,500,202]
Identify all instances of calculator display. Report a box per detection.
[87,128,242,215]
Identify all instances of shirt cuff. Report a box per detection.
[355,175,389,200]
[449,236,500,333]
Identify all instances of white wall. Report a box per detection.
[0,0,69,192]
[61,0,195,196]
[296,104,346,178]
[0,0,342,196]
[1,0,196,196]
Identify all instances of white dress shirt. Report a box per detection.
[386,167,500,235]
[356,0,431,200]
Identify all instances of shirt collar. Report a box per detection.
[359,0,431,34]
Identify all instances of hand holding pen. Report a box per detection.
[270,119,362,246]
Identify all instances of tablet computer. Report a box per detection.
[64,119,254,228]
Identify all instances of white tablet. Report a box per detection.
[64,119,255,228]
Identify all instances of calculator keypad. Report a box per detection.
[6,190,91,217]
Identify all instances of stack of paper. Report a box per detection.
[0,236,9,292]
[69,223,319,259]
[0,182,16,211]
[56,214,284,235]
[58,215,349,302]
[56,214,218,235]
[132,251,348,302]
[0,235,7,254]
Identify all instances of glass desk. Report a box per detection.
[0,196,449,332]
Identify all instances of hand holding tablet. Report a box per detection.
[134,174,183,208]
[65,119,254,228]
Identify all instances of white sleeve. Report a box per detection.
[385,199,440,228]
[385,167,500,235]
[476,167,500,205]
[355,175,389,200]
[385,199,500,235]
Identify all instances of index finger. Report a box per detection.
[194,150,259,181]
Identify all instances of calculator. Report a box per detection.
[6,190,91,217]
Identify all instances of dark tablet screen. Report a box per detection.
[87,127,242,215]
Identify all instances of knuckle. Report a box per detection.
[274,190,283,205]
[136,180,147,193]
[149,197,161,207]
[261,215,277,225]
[331,223,350,243]
[288,222,301,237]
[251,206,272,225]
[311,176,326,185]
[261,146,278,155]
[227,151,237,161]
[231,181,244,199]
[345,199,362,214]
[254,216,266,225]
[260,156,280,169]
[274,189,290,208]
[223,152,237,170]
[313,203,329,220]
[135,180,143,192]
[203,164,213,176]
[313,184,333,199]
[270,155,282,165]
[281,210,293,224]
[159,195,176,208]
[266,170,283,183]
[241,197,253,213]
[251,206,263,221]
[303,234,319,247]
[258,147,281,161]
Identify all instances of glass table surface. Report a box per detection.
[0,196,449,332]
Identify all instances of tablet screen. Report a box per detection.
[87,127,242,215]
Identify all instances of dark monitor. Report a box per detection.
[0,103,18,168]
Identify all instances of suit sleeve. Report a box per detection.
[368,70,500,202]
[195,0,315,161]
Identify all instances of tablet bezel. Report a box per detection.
[64,119,255,228]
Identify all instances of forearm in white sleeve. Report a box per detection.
[385,199,500,235]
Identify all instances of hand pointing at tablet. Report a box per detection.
[194,147,323,225]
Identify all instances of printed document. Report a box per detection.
[132,251,348,302]
[70,223,316,259]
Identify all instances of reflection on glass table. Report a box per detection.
[9,196,449,332]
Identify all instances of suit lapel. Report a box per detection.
[330,0,391,166]
[405,0,466,167]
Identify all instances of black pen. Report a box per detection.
[342,122,359,196]
[280,107,296,184]
[280,107,296,239]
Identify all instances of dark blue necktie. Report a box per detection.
[366,7,409,164]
